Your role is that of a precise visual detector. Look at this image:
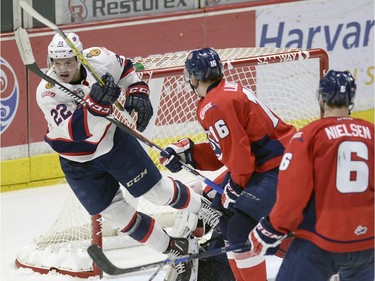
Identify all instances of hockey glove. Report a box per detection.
[249,216,288,256]
[221,177,242,209]
[125,81,153,132]
[159,138,195,173]
[85,72,121,116]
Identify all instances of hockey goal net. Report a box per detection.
[15,47,328,278]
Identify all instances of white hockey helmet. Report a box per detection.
[48,32,83,68]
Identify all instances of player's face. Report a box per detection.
[318,94,325,117]
[183,68,203,96]
[52,57,79,83]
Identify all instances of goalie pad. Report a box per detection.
[169,211,199,238]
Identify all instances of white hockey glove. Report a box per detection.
[221,177,242,209]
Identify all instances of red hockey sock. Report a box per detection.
[238,260,266,281]
[234,252,267,281]
[228,258,245,281]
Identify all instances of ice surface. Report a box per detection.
[1,178,282,281]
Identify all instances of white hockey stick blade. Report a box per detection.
[14,28,35,66]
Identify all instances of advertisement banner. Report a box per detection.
[56,0,197,24]
[202,0,257,6]
[1,0,373,161]
[256,0,374,110]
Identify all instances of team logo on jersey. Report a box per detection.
[73,88,85,98]
[0,57,19,135]
[86,49,101,58]
[290,131,304,142]
[45,83,54,89]
[199,102,217,120]
[354,225,367,236]
[206,133,223,160]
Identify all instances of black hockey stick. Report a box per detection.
[14,27,222,194]
[87,243,250,276]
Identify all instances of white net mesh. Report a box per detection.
[115,47,326,167]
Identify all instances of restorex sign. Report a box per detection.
[57,0,195,23]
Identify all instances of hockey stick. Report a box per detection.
[15,28,86,106]
[14,27,222,194]
[19,0,133,121]
[17,2,221,191]
[18,2,223,193]
[19,0,104,85]
[87,243,250,276]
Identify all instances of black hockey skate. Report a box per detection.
[163,237,195,281]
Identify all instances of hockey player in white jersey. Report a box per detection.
[36,32,221,281]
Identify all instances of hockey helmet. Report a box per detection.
[318,70,356,106]
[184,48,223,82]
[48,33,82,67]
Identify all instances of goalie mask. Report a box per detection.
[184,47,223,83]
[48,32,83,70]
[318,70,356,106]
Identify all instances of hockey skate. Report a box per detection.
[164,235,199,281]
[196,197,221,229]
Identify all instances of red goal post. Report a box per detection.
[15,47,328,278]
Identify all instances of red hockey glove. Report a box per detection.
[125,81,153,132]
[249,216,288,256]
[86,72,121,116]
[159,138,195,173]
[221,177,242,209]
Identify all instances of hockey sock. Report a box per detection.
[235,253,266,281]
[123,212,169,252]
[169,179,201,213]
[228,258,246,281]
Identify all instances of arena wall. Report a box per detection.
[1,0,373,191]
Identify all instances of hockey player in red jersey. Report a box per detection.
[249,70,374,281]
[160,47,296,280]
[37,33,222,281]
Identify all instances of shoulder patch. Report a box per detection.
[41,91,56,98]
[45,83,54,89]
[86,48,101,58]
